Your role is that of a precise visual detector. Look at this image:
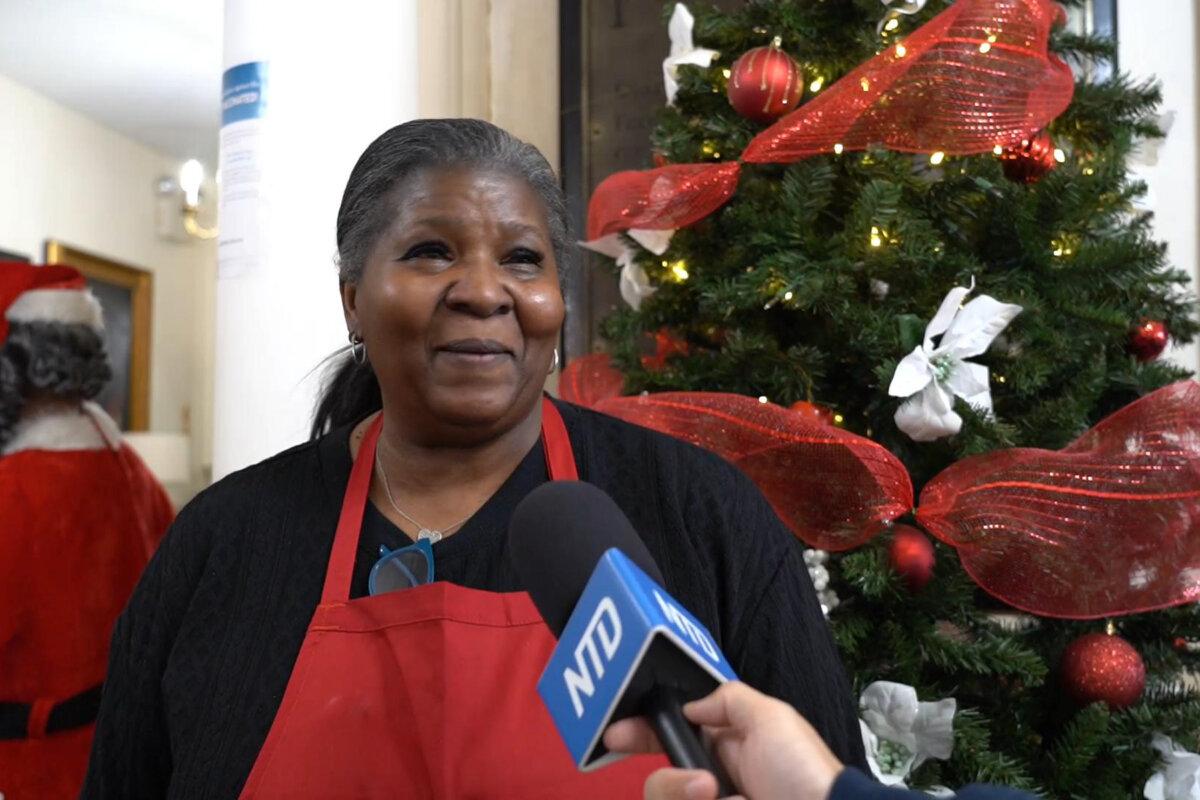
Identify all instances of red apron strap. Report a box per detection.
[322,415,383,605]
[540,396,578,481]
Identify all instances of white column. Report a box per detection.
[1119,1,1199,373]
[214,0,419,478]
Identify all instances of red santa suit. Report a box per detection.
[0,264,174,799]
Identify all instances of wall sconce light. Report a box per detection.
[178,159,218,240]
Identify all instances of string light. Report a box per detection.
[722,68,731,79]
[995,375,1007,384]
[758,396,769,404]
[809,76,824,93]
[929,151,946,166]
[669,260,690,281]
[1051,236,1076,258]
[979,32,998,53]
[1084,167,1095,175]
[833,143,844,155]
[870,226,884,248]
[833,413,845,426]
[1053,148,1067,163]
[993,145,1004,156]
[884,17,900,32]
[860,77,871,92]
[895,43,907,58]
[783,290,794,301]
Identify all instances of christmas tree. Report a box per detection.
[574,0,1200,796]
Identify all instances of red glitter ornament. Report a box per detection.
[1060,632,1145,709]
[727,39,804,124]
[999,132,1059,184]
[889,525,935,591]
[789,401,834,425]
[1129,319,1169,362]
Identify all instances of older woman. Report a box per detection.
[84,119,865,798]
[0,263,173,800]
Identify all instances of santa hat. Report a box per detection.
[0,262,104,345]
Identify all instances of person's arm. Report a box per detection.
[605,682,1039,800]
[830,768,1037,800]
[81,504,210,798]
[711,469,867,771]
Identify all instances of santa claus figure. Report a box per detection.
[0,262,173,799]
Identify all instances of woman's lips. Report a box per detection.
[435,338,515,366]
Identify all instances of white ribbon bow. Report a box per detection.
[888,280,1022,442]
[580,229,676,310]
[663,3,719,105]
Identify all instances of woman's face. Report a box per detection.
[343,166,564,439]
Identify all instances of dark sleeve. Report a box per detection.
[831,767,1038,800]
[708,467,868,772]
[81,500,211,798]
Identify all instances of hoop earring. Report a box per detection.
[548,347,560,374]
[349,332,367,365]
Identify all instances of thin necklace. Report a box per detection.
[373,447,471,543]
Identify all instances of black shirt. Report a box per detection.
[83,399,867,798]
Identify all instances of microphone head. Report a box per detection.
[508,480,665,636]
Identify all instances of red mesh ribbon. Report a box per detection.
[590,392,913,550]
[742,0,1074,162]
[586,162,742,241]
[558,353,626,407]
[917,382,1200,618]
[585,0,1074,238]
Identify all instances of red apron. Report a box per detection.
[238,397,664,798]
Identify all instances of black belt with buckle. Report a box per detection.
[0,684,103,739]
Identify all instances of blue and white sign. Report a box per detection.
[221,61,268,126]
[218,60,269,278]
[538,548,736,770]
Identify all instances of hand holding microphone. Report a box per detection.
[604,681,843,800]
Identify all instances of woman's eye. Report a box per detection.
[402,241,451,260]
[505,248,544,267]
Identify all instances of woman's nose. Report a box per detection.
[443,258,513,317]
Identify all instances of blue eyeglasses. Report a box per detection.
[368,538,435,596]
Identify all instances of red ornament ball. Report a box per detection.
[888,525,936,591]
[1060,633,1145,709]
[789,401,834,425]
[727,41,804,124]
[1000,132,1059,184]
[1129,319,1169,362]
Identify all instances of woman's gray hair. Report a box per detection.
[0,321,112,449]
[335,118,573,284]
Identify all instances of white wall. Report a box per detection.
[1120,0,1199,373]
[0,72,216,488]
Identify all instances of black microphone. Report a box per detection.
[508,480,736,795]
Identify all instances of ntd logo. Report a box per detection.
[654,590,720,662]
[563,597,623,717]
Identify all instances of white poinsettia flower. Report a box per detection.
[662,3,719,104]
[1145,734,1200,800]
[859,681,957,787]
[581,229,675,311]
[887,281,1022,442]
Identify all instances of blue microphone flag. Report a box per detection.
[537,547,737,770]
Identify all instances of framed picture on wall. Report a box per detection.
[0,248,30,262]
[44,240,152,431]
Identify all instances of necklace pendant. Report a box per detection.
[417,528,442,543]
